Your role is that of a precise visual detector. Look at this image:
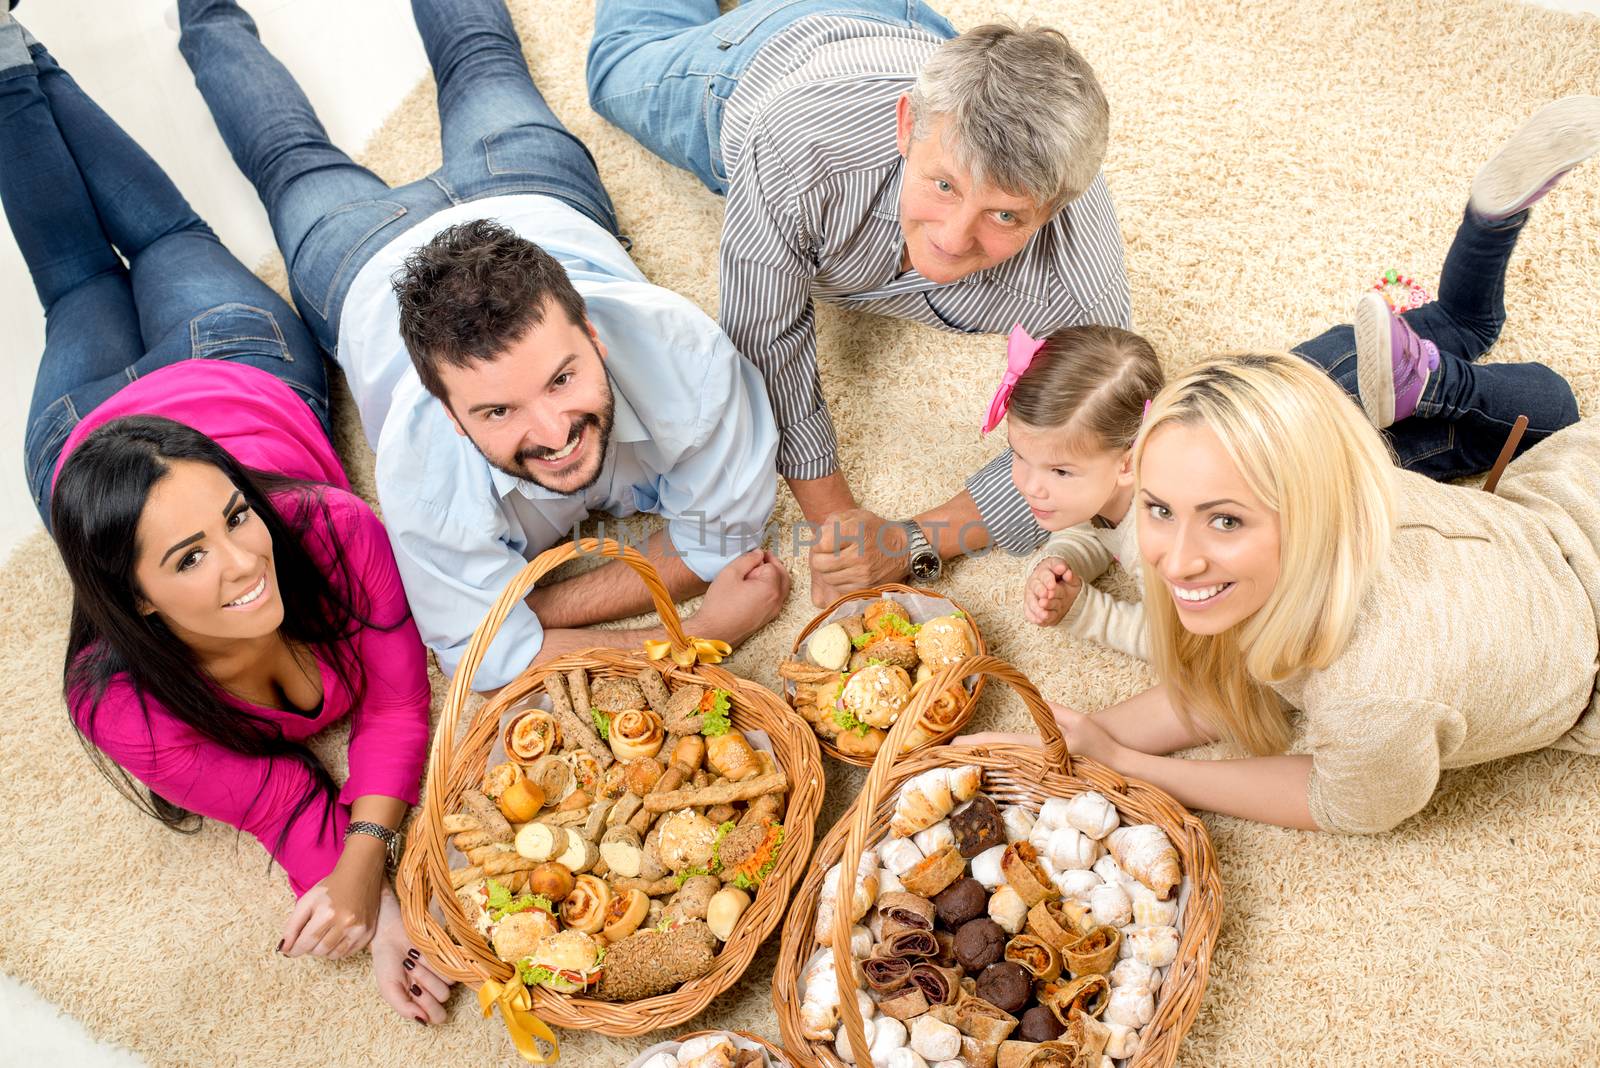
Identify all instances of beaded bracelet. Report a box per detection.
[1371,269,1432,313]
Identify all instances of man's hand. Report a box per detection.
[690,549,791,647]
[808,508,909,606]
[1025,557,1083,627]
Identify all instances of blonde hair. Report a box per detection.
[1133,353,1397,755]
[1008,325,1163,452]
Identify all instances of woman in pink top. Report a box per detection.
[4,21,450,1025]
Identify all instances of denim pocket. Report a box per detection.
[23,394,78,513]
[190,302,291,361]
[289,200,408,320]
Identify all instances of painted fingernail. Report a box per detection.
[403,958,415,971]
[275,940,284,954]
[407,948,420,959]
[410,984,422,996]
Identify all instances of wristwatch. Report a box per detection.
[897,520,943,584]
[345,820,404,872]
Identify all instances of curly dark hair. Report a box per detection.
[391,218,589,401]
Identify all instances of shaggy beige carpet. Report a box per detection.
[3,0,1599,1065]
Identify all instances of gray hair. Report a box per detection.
[909,24,1109,207]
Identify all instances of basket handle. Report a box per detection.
[830,655,1068,1063]
[432,537,692,772]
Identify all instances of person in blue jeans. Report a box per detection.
[177,0,792,691]
[3,13,330,528]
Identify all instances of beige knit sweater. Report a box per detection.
[1272,420,1600,834]
[1041,508,1149,660]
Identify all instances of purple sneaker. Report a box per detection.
[1470,96,1600,221]
[1354,293,1439,429]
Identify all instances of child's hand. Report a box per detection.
[1025,557,1083,627]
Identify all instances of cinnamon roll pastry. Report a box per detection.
[1039,973,1109,1024]
[908,963,963,1006]
[566,750,605,794]
[1026,899,1087,952]
[903,679,968,749]
[1000,842,1056,907]
[1004,933,1063,982]
[877,891,936,931]
[1061,925,1121,977]
[608,708,666,761]
[862,954,913,993]
[601,887,650,942]
[504,710,561,765]
[879,929,939,959]
[481,761,522,800]
[559,873,611,935]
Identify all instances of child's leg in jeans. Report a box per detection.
[1,30,145,525]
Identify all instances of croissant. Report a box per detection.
[1000,805,1035,844]
[1088,882,1132,928]
[1052,868,1102,903]
[504,710,561,765]
[705,730,761,782]
[608,708,665,762]
[1103,985,1154,1029]
[880,838,927,877]
[1062,791,1120,840]
[1042,827,1101,872]
[1104,1020,1141,1059]
[1105,825,1181,900]
[912,821,956,858]
[1109,958,1159,996]
[1124,924,1180,968]
[1129,881,1180,927]
[891,766,983,837]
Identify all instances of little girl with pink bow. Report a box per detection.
[983,323,1164,658]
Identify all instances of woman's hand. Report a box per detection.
[371,886,453,1024]
[1050,702,1125,766]
[280,837,385,959]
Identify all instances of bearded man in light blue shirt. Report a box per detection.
[179,0,788,691]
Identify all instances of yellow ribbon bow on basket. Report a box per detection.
[478,976,560,1064]
[643,636,733,668]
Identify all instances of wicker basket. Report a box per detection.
[624,1030,795,1068]
[397,538,825,1039]
[772,655,1222,1067]
[785,583,989,767]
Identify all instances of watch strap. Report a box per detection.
[345,820,402,869]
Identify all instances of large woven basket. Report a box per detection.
[397,538,825,1038]
[772,655,1223,1067]
[786,583,989,767]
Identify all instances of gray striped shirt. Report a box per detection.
[719,14,1131,553]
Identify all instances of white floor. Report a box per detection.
[0,0,1596,1065]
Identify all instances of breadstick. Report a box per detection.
[449,866,483,890]
[608,792,643,828]
[565,669,593,719]
[635,667,672,714]
[450,829,499,851]
[443,814,480,835]
[465,844,515,867]
[642,770,791,812]
[706,803,738,825]
[630,736,705,834]
[461,790,513,843]
[482,852,539,876]
[612,876,681,897]
[740,793,785,828]
[545,673,615,768]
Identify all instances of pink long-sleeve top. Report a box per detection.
[57,361,432,895]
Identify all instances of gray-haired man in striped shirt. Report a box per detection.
[588,2,1130,604]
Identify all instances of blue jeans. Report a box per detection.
[3,39,331,530]
[177,0,619,356]
[1294,206,1578,480]
[586,0,956,194]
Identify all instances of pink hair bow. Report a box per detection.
[982,323,1047,434]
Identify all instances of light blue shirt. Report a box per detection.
[337,195,779,689]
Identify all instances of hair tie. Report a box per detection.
[982,324,1048,435]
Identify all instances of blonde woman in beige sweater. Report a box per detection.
[973,350,1600,832]
[1000,96,1596,669]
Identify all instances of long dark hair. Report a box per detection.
[51,416,379,852]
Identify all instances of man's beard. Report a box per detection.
[482,393,615,494]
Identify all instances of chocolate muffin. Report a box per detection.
[954,917,1007,973]
[975,961,1031,1015]
[934,877,988,929]
[1018,1005,1066,1043]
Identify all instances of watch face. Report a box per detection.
[909,551,942,583]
